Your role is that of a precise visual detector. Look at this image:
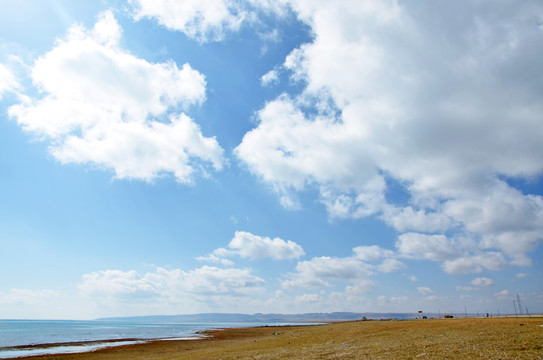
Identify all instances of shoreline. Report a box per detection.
[0,322,324,359]
[0,334,212,359]
[3,317,541,359]
[0,334,213,359]
[0,321,329,358]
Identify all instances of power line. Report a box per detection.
[517,294,523,315]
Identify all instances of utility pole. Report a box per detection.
[517,294,523,315]
[464,306,468,318]
[513,300,518,318]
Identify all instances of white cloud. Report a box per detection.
[236,0,543,263]
[79,266,265,303]
[195,253,235,266]
[9,11,224,183]
[294,293,321,304]
[446,182,543,258]
[281,255,374,289]
[0,63,20,98]
[377,258,405,273]
[0,289,60,305]
[494,289,510,300]
[130,0,244,42]
[396,232,513,274]
[260,68,279,86]
[235,96,386,215]
[353,245,405,272]
[457,277,495,291]
[396,233,461,262]
[229,231,305,260]
[79,269,156,298]
[516,273,528,279]
[442,253,508,274]
[470,277,494,287]
[417,287,434,296]
[382,206,454,233]
[456,286,475,292]
[129,0,288,42]
[377,295,409,306]
[404,274,418,283]
[198,231,305,263]
[353,245,394,261]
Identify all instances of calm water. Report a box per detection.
[0,319,284,358]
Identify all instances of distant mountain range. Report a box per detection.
[96,312,424,323]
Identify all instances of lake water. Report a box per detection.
[0,319,294,358]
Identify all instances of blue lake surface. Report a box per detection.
[0,319,212,347]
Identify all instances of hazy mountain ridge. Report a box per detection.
[96,312,422,323]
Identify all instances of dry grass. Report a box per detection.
[27,317,543,359]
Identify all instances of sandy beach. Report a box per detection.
[16,317,543,359]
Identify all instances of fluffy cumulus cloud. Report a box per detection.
[353,245,394,261]
[229,231,305,260]
[353,245,405,273]
[197,237,411,308]
[129,0,288,42]
[198,231,305,263]
[377,258,405,273]
[396,232,510,274]
[280,244,407,291]
[442,253,508,275]
[281,255,375,290]
[9,11,224,183]
[235,96,386,213]
[236,0,543,271]
[382,206,454,234]
[79,266,265,304]
[396,233,461,262]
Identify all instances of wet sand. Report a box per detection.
[16,317,543,359]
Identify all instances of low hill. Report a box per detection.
[96,312,420,323]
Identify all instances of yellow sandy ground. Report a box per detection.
[26,317,543,359]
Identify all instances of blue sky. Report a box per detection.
[0,0,542,319]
